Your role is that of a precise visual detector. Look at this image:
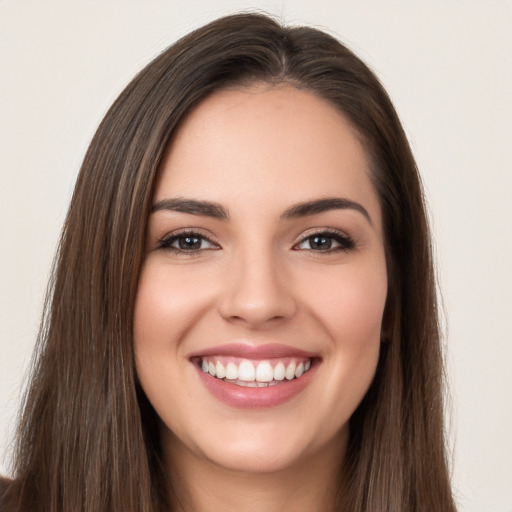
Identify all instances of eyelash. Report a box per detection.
[157,230,219,255]
[157,228,355,255]
[293,229,355,253]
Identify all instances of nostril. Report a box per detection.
[219,299,297,328]
[217,262,297,326]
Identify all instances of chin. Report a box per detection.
[201,441,308,475]
[174,417,348,476]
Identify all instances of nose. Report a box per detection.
[218,246,297,329]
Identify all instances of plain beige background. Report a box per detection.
[1,1,511,511]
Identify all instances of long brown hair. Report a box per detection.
[1,13,456,512]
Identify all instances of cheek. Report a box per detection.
[132,263,206,402]
[300,261,387,400]
[306,260,388,345]
[132,263,207,432]
[133,261,214,348]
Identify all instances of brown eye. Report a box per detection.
[158,232,219,253]
[295,231,355,252]
[176,235,203,250]
[306,235,335,250]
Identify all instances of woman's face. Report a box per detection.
[134,85,388,474]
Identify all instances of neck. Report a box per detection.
[163,430,347,512]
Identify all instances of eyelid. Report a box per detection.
[292,227,356,252]
[156,228,221,252]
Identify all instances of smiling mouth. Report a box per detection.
[196,356,313,388]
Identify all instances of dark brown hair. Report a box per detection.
[1,12,456,512]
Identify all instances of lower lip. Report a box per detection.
[195,363,317,408]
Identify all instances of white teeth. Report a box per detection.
[200,357,313,384]
[225,362,238,380]
[238,361,256,381]
[256,361,274,382]
[215,361,226,379]
[273,362,285,381]
[285,362,296,380]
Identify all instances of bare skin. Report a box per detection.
[166,426,346,512]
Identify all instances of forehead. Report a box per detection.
[155,85,381,229]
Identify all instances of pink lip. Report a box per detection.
[188,342,317,360]
[190,343,319,409]
[195,364,317,408]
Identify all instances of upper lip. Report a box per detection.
[188,342,318,360]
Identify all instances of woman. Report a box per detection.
[0,12,457,512]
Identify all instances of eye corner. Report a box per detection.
[155,229,221,255]
[292,228,356,254]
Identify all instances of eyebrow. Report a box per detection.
[151,196,372,225]
[151,198,229,220]
[281,197,373,225]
